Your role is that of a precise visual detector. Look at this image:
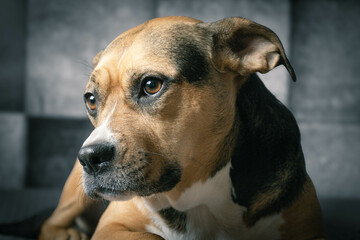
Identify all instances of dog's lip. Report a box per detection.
[95,187,134,201]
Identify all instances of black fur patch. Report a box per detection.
[158,207,187,233]
[157,163,183,192]
[169,25,210,84]
[230,74,306,225]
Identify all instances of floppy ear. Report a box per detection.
[207,17,296,81]
[92,50,104,68]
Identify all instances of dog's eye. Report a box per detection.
[85,93,96,110]
[143,78,163,95]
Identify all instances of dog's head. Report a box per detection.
[78,16,295,201]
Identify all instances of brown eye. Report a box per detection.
[85,93,96,110]
[143,78,163,95]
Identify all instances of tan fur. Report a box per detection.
[39,161,97,240]
[280,176,326,240]
[39,16,323,240]
[245,162,293,226]
[92,198,163,239]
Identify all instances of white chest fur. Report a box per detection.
[141,162,284,240]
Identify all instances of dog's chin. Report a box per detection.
[83,180,136,201]
[83,183,134,201]
[95,189,135,201]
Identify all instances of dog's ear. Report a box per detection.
[206,17,296,81]
[92,50,104,68]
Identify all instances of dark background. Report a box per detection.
[0,0,359,239]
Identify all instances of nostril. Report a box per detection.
[92,156,102,165]
[79,159,86,167]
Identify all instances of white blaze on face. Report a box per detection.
[82,121,114,147]
[82,104,117,147]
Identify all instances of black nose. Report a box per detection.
[78,143,115,174]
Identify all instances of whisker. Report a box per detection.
[144,150,206,167]
[141,150,166,158]
[140,159,163,176]
[77,59,93,71]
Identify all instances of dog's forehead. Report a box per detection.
[102,16,204,59]
[90,17,210,88]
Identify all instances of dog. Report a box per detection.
[39,16,326,240]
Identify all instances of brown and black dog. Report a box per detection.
[39,16,326,240]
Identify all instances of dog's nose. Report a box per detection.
[78,143,115,174]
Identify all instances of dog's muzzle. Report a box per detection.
[78,143,115,175]
[78,141,182,200]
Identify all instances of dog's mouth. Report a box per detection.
[82,160,182,201]
[82,165,146,200]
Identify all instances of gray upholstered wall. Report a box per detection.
[291,0,360,198]
[0,0,359,200]
[0,0,27,189]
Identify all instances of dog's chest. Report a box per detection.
[142,162,284,240]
